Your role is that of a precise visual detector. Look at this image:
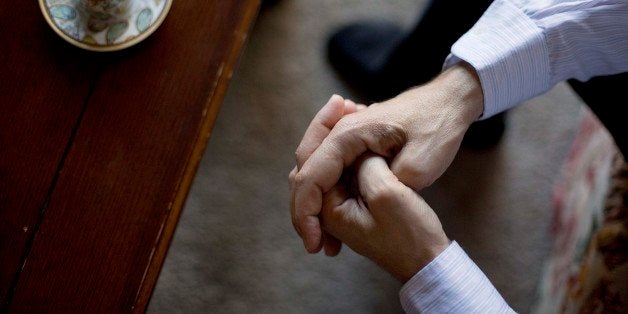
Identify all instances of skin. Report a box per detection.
[321,153,450,282]
[289,95,364,256]
[290,63,484,262]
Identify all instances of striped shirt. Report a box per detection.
[400,242,514,313]
[444,0,628,119]
[402,0,628,312]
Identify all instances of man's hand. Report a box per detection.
[321,154,450,282]
[291,63,484,253]
[289,94,366,256]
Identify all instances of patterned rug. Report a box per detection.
[535,110,627,313]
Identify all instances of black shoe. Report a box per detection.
[463,113,506,150]
[327,21,408,101]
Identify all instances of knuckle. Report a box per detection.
[336,116,407,158]
[368,182,399,206]
[293,214,303,227]
[336,115,358,130]
[293,171,307,188]
[358,122,406,157]
[396,163,433,189]
[400,163,424,179]
[288,168,297,182]
[294,146,306,163]
[329,118,362,148]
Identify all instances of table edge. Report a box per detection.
[132,1,261,311]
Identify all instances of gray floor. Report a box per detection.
[148,1,585,313]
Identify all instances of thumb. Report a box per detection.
[389,141,436,191]
[356,153,416,216]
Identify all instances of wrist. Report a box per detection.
[431,62,484,127]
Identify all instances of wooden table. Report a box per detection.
[0,1,259,312]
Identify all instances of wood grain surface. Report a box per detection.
[0,2,101,305]
[0,0,259,312]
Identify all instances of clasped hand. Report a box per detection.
[289,64,484,280]
[326,152,450,282]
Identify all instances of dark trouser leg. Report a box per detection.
[328,0,496,98]
[388,0,507,149]
[568,73,628,157]
[327,0,506,148]
[385,0,495,87]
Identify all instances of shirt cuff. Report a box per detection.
[399,241,514,314]
[443,0,550,120]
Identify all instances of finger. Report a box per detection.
[320,185,374,250]
[295,96,362,170]
[356,153,413,212]
[323,232,342,256]
[293,134,364,253]
[292,168,342,256]
[294,115,405,252]
[289,166,301,236]
[296,95,345,170]
[344,99,358,115]
[322,183,349,212]
[344,99,368,113]
[289,167,297,187]
[292,167,342,255]
[389,142,436,191]
[320,184,349,256]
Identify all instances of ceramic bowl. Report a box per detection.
[40,0,172,51]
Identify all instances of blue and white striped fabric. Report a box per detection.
[444,0,628,119]
[401,1,628,312]
[399,242,514,313]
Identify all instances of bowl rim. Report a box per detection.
[39,0,173,52]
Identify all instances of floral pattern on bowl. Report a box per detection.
[40,0,171,51]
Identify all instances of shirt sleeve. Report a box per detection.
[443,0,628,119]
[399,241,514,314]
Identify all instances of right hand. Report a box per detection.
[321,154,450,282]
[291,63,484,254]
